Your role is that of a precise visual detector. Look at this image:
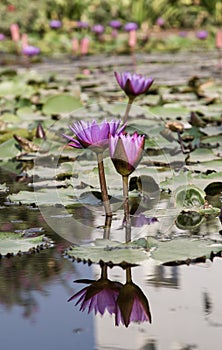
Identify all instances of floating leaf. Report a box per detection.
[42,94,82,115]
[0,232,53,257]
[175,184,205,208]
[66,239,150,264]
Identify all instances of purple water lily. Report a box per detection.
[124,22,138,32]
[49,20,62,29]
[115,281,151,327]
[156,17,165,27]
[196,30,208,40]
[64,119,124,153]
[109,132,145,176]
[77,21,89,29]
[109,20,122,29]
[0,33,5,41]
[68,266,123,316]
[114,71,154,98]
[22,45,40,56]
[92,24,104,34]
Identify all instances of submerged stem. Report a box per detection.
[122,174,131,243]
[97,152,112,217]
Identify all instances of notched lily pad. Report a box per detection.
[66,239,150,265]
[0,232,53,257]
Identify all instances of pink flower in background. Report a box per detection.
[0,33,5,41]
[109,132,145,176]
[80,37,90,55]
[114,71,153,98]
[10,23,20,42]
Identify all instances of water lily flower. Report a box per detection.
[114,72,154,123]
[63,120,124,217]
[110,132,145,240]
[196,30,208,40]
[116,280,151,327]
[10,23,20,42]
[114,71,154,99]
[109,20,121,29]
[68,265,122,316]
[0,34,5,41]
[124,22,138,32]
[49,20,62,29]
[63,119,124,153]
[156,17,165,27]
[91,24,104,35]
[22,45,40,56]
[77,21,89,29]
[109,132,145,177]
[109,20,122,39]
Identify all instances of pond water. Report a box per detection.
[1,232,222,350]
[0,51,222,349]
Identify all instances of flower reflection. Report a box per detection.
[68,264,122,315]
[116,267,151,327]
[68,263,152,327]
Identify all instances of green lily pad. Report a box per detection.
[147,237,222,264]
[0,232,52,257]
[175,184,205,208]
[66,239,150,264]
[42,94,82,115]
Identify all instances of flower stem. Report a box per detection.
[126,266,132,283]
[122,174,131,243]
[123,97,134,125]
[97,152,112,217]
[103,215,112,240]
[101,264,108,279]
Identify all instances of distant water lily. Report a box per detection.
[92,24,104,34]
[49,20,62,29]
[124,22,138,32]
[109,20,121,29]
[22,45,40,56]
[114,72,154,123]
[64,120,124,217]
[77,21,89,29]
[156,17,165,27]
[0,34,5,41]
[196,30,208,40]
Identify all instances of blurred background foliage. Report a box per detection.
[0,0,222,35]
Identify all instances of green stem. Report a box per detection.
[97,152,112,217]
[123,97,135,125]
[122,174,131,243]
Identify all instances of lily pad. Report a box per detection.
[66,239,150,264]
[42,94,82,115]
[175,184,205,208]
[0,232,52,257]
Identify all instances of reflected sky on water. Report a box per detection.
[0,248,222,350]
